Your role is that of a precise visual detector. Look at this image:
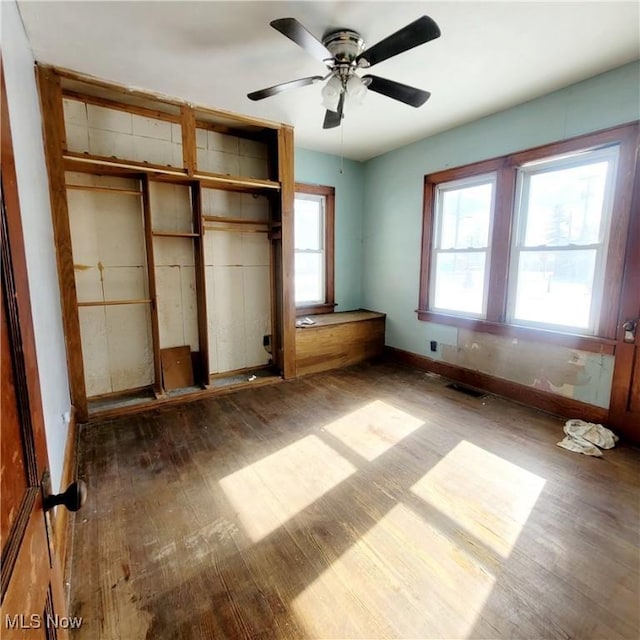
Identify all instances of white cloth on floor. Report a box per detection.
[557,435,603,457]
[556,419,619,457]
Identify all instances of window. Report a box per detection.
[508,149,618,332]
[294,183,335,315]
[430,174,496,317]
[419,124,638,343]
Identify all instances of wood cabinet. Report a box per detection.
[37,64,296,421]
[295,311,386,376]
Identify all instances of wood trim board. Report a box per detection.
[53,406,77,574]
[36,65,88,421]
[278,126,296,378]
[141,175,163,396]
[384,345,609,425]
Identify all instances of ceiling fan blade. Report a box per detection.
[363,75,431,107]
[270,18,333,64]
[356,16,441,68]
[247,76,324,101]
[323,92,345,129]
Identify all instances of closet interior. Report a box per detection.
[37,65,296,421]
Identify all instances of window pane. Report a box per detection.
[522,162,609,246]
[433,252,486,315]
[439,183,493,249]
[512,249,596,328]
[295,197,323,250]
[295,252,323,303]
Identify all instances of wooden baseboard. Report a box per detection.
[384,346,609,424]
[54,405,77,574]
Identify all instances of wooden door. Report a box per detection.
[1,63,69,638]
[609,161,640,442]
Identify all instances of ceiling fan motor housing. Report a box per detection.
[322,29,366,65]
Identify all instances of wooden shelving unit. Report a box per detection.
[37,64,297,421]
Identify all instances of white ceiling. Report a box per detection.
[16,1,640,161]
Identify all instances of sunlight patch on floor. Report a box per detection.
[219,434,356,542]
[411,440,546,557]
[322,399,424,461]
[292,502,496,639]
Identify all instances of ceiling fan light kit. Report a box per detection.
[345,75,369,108]
[248,16,441,129]
[321,75,343,111]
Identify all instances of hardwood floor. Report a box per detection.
[67,362,640,639]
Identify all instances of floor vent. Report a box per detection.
[446,383,487,398]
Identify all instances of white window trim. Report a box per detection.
[506,146,620,334]
[294,192,326,305]
[429,172,497,319]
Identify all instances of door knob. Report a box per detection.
[44,480,87,512]
[622,320,637,343]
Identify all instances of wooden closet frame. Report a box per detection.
[36,64,296,422]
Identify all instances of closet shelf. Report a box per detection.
[202,215,270,226]
[195,172,280,193]
[66,184,142,196]
[202,225,269,234]
[77,299,151,307]
[152,231,199,238]
[64,152,187,178]
[63,152,280,194]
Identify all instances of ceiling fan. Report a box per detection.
[247,16,441,129]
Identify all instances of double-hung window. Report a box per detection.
[294,184,335,315]
[419,124,637,343]
[430,174,496,318]
[508,148,618,333]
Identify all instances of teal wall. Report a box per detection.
[360,61,639,408]
[362,60,639,346]
[295,149,365,311]
[296,61,639,408]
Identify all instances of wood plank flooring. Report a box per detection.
[67,362,640,639]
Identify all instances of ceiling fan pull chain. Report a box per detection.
[340,119,345,175]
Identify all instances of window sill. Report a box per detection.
[296,302,337,316]
[415,309,616,355]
